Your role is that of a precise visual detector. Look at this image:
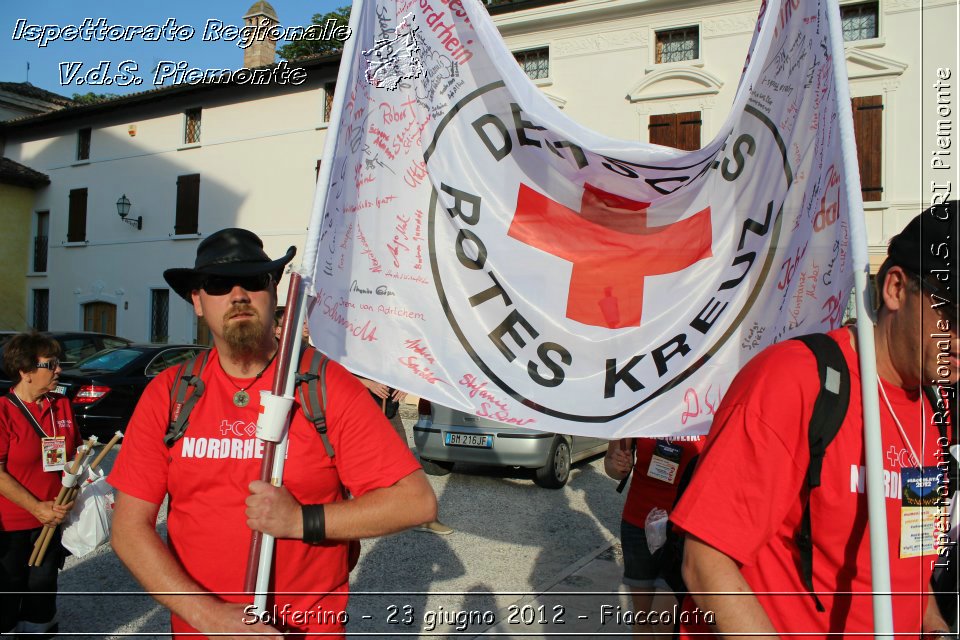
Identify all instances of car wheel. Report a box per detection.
[420,458,454,476]
[534,437,571,489]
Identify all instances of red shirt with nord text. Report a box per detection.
[109,351,421,638]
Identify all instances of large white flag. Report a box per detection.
[303,0,857,438]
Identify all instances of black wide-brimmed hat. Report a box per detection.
[163,228,296,302]
[887,201,957,304]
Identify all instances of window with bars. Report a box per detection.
[323,82,336,122]
[77,128,91,161]
[656,27,699,63]
[151,289,170,343]
[513,47,550,80]
[67,188,88,243]
[841,2,878,42]
[184,108,202,144]
[33,289,49,331]
[33,211,49,273]
[175,174,201,235]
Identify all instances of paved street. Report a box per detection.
[54,409,630,638]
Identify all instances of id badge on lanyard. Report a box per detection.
[41,436,67,472]
[899,466,940,558]
[7,393,65,473]
[647,439,682,484]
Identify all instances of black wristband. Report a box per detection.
[301,504,326,544]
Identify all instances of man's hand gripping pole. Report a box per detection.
[243,271,307,615]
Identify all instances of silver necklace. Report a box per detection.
[227,352,276,408]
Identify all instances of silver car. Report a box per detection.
[413,399,607,489]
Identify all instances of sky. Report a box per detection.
[1,0,347,98]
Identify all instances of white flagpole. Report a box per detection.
[823,0,894,634]
[250,0,371,612]
[300,0,369,288]
[253,277,306,612]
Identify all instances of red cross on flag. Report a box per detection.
[508,184,713,329]
[302,0,859,438]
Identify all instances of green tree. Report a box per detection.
[278,6,351,60]
[71,92,118,105]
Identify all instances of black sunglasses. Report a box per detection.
[35,358,60,370]
[919,281,958,327]
[201,274,273,296]
[927,294,958,327]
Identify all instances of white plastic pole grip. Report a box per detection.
[256,391,295,442]
[61,470,80,488]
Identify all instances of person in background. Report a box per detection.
[356,376,455,535]
[0,333,80,639]
[273,308,312,346]
[604,436,703,637]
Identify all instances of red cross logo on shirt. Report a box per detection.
[886,445,907,468]
[507,183,713,328]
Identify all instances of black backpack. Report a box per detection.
[165,346,334,455]
[657,333,852,611]
[162,346,364,569]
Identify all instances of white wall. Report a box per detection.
[8,80,333,342]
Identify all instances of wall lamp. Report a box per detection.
[117,194,142,230]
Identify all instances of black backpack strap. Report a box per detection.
[165,351,210,447]
[923,385,956,441]
[615,438,637,493]
[791,333,851,613]
[296,347,333,458]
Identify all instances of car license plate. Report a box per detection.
[54,385,67,395]
[445,432,492,448]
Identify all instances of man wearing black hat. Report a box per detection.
[669,203,957,637]
[108,229,437,638]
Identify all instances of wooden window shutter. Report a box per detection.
[649,113,677,147]
[649,112,701,150]
[175,174,201,235]
[68,188,88,243]
[677,111,702,151]
[852,95,883,201]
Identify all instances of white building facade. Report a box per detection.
[1,0,955,342]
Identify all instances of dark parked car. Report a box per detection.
[414,399,608,489]
[55,344,210,440]
[0,331,133,394]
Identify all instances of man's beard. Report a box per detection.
[223,305,266,356]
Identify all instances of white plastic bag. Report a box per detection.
[644,507,669,554]
[61,469,115,557]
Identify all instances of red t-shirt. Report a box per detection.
[622,437,704,528]
[672,328,940,637]
[0,393,81,531]
[108,350,422,638]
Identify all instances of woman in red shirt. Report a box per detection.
[605,436,703,637]
[0,333,80,638]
